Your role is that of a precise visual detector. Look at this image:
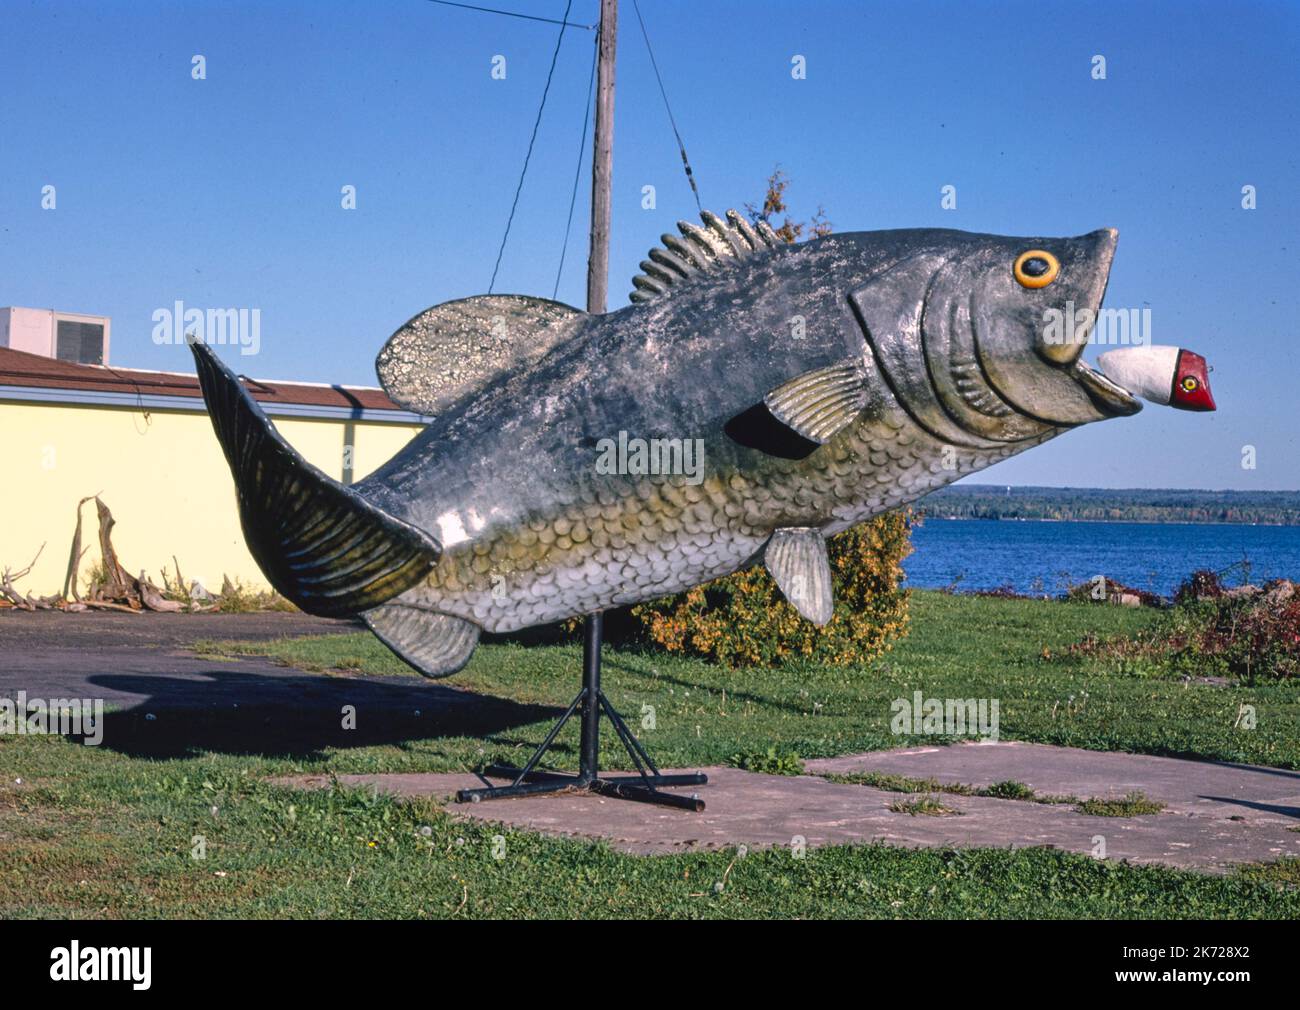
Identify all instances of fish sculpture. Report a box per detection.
[190,210,1214,677]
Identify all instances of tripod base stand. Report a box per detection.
[456,612,707,811]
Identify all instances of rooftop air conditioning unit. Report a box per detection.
[0,307,111,365]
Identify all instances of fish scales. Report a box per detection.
[423,393,1039,631]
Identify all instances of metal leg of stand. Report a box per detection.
[505,687,585,788]
[598,691,659,778]
[455,612,708,810]
[578,611,602,785]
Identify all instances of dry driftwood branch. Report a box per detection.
[6,541,45,581]
[95,496,135,601]
[138,569,183,613]
[1,543,46,610]
[0,585,32,610]
[11,493,277,616]
[0,577,31,608]
[62,496,96,602]
[82,600,143,615]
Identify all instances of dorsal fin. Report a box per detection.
[629,209,781,304]
[376,294,583,416]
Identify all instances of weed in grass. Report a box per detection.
[1035,794,1081,805]
[1074,792,1166,817]
[827,772,971,795]
[982,780,1036,801]
[1237,858,1300,889]
[189,640,235,658]
[213,578,296,614]
[825,773,1075,806]
[729,747,805,776]
[889,796,962,817]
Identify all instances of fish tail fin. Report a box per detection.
[188,336,440,617]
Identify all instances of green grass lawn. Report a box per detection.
[3,591,1298,919]
[195,591,1300,774]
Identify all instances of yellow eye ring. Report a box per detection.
[1181,376,1199,392]
[1013,250,1060,289]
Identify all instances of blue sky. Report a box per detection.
[2,0,1296,489]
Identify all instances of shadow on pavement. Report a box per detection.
[1199,796,1300,820]
[76,667,560,759]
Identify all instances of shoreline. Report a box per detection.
[917,515,1300,528]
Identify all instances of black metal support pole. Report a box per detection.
[578,610,602,784]
[455,611,708,810]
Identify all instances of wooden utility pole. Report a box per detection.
[457,0,707,812]
[586,0,617,315]
[580,0,614,797]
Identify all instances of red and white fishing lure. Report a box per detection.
[1097,346,1216,412]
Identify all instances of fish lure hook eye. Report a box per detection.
[1013,250,1060,289]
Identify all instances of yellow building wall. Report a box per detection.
[1,400,423,599]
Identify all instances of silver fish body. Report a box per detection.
[190,212,1142,676]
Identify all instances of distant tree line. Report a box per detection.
[919,486,1300,526]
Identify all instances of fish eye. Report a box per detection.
[1013,250,1060,289]
[1181,376,1199,392]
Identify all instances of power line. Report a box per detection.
[553,33,599,300]
[488,0,574,294]
[424,0,594,30]
[631,0,701,213]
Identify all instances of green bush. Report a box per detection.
[633,510,913,668]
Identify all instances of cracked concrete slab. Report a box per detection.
[805,741,1300,823]
[286,742,1300,872]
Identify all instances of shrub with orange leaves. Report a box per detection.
[633,510,914,668]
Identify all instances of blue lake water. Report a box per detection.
[904,519,1300,597]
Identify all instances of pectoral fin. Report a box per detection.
[764,527,834,625]
[764,360,869,444]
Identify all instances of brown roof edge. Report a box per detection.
[0,345,405,411]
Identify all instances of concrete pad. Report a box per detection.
[285,745,1300,872]
[805,741,1300,823]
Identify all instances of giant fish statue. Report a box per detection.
[190,210,1213,677]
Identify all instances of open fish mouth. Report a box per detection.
[1072,357,1142,416]
[1064,228,1141,417]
